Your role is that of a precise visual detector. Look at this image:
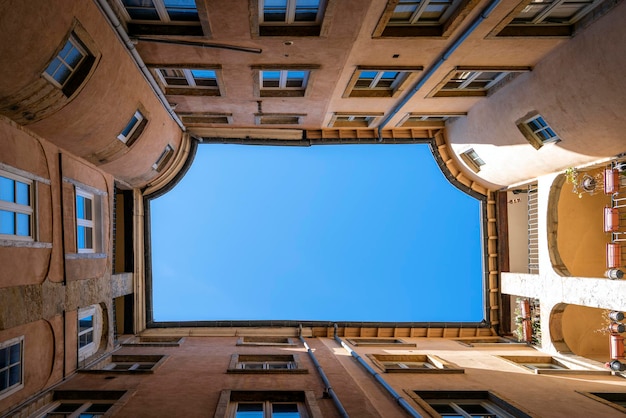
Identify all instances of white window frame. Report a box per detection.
[390,0,459,26]
[117,0,199,23]
[152,144,174,172]
[522,114,560,144]
[355,70,406,90]
[514,0,601,25]
[42,34,87,89]
[156,68,218,88]
[427,398,517,418]
[236,360,296,370]
[75,188,96,254]
[442,70,509,92]
[0,336,24,400]
[78,306,99,362]
[117,110,145,144]
[233,400,308,418]
[260,70,309,91]
[37,400,115,418]
[460,148,486,172]
[259,0,325,25]
[0,171,34,241]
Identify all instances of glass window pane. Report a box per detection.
[0,370,7,389]
[191,69,216,79]
[65,46,84,69]
[85,404,112,413]
[236,403,264,418]
[53,65,72,85]
[8,364,20,386]
[121,115,140,137]
[359,71,378,80]
[15,181,29,206]
[273,403,301,417]
[16,213,30,236]
[0,210,15,235]
[79,315,93,331]
[0,177,15,202]
[0,347,7,368]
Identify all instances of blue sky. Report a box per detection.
[151,144,484,322]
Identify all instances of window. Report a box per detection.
[118,0,204,36]
[155,68,222,96]
[255,114,305,125]
[259,70,309,97]
[152,144,174,172]
[373,0,475,37]
[581,393,626,414]
[516,114,560,149]
[179,113,232,125]
[121,336,184,347]
[412,391,529,418]
[431,68,529,97]
[118,110,147,146]
[37,390,126,418]
[78,310,95,352]
[76,189,95,253]
[215,390,322,418]
[368,354,464,373]
[498,355,607,375]
[345,338,416,347]
[399,113,465,127]
[0,336,24,399]
[237,337,297,346]
[42,31,96,97]
[454,337,525,347]
[228,354,306,374]
[329,113,384,128]
[459,149,485,173]
[343,67,421,98]
[493,0,605,37]
[255,0,328,36]
[83,355,166,373]
[0,172,33,241]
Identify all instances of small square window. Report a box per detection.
[329,112,384,128]
[237,336,297,346]
[255,0,329,36]
[368,354,464,373]
[118,110,147,146]
[255,114,305,125]
[516,114,560,149]
[228,354,307,374]
[431,68,529,97]
[454,337,525,347]
[345,338,416,347]
[42,32,96,97]
[373,0,477,37]
[493,0,606,37]
[0,336,24,400]
[259,70,310,97]
[153,144,174,172]
[155,67,222,96]
[459,148,485,173]
[76,189,97,253]
[215,390,323,418]
[343,67,421,98]
[118,0,204,36]
[411,391,528,418]
[399,113,465,127]
[0,172,34,241]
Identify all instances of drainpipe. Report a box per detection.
[376,0,502,141]
[299,326,350,418]
[333,324,423,418]
[93,0,185,131]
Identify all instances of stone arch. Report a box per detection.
[550,303,610,361]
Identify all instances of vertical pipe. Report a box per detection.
[333,325,423,418]
[298,327,349,418]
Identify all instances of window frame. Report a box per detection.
[117,110,148,146]
[411,391,531,418]
[0,336,24,400]
[459,148,485,173]
[491,0,606,37]
[252,0,331,37]
[398,112,466,127]
[34,390,127,418]
[152,144,175,172]
[498,355,609,375]
[42,34,88,89]
[116,0,205,36]
[329,112,385,128]
[430,67,530,97]
[343,67,421,98]
[0,170,35,242]
[516,113,560,149]
[345,338,416,347]
[215,390,323,418]
[227,354,307,374]
[75,188,96,254]
[368,354,464,374]
[255,113,306,126]
[257,69,311,97]
[78,306,96,358]
[372,0,477,37]
[579,392,626,414]
[154,67,223,96]
[236,336,297,346]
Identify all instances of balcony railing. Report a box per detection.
[528,183,539,274]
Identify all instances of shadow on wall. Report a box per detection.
[550,303,610,362]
